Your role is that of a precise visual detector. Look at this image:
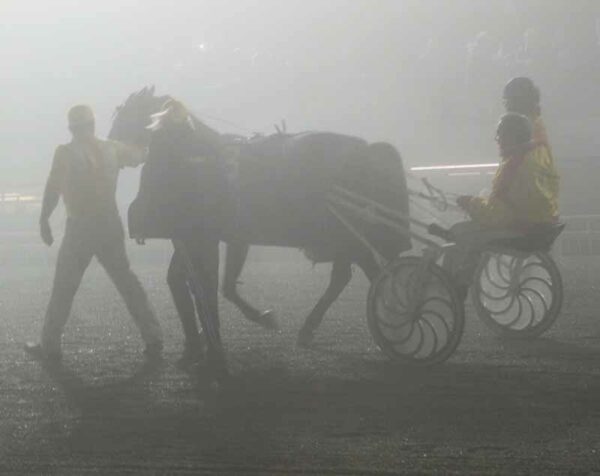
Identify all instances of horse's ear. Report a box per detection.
[125,91,135,105]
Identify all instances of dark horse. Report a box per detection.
[109,87,411,376]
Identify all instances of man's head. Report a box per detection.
[496,113,533,158]
[68,105,95,140]
[503,77,540,117]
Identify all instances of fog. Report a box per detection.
[4,3,600,473]
[4,0,600,194]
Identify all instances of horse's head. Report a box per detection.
[108,86,168,145]
[121,91,226,241]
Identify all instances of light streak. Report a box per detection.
[411,163,499,172]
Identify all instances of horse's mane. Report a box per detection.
[187,113,223,152]
[143,94,224,155]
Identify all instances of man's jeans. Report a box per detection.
[41,218,162,353]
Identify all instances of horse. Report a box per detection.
[108,87,411,377]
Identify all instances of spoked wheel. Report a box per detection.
[472,249,563,338]
[367,256,465,366]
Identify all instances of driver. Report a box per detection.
[457,77,559,228]
[446,111,560,297]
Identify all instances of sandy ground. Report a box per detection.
[1,240,600,475]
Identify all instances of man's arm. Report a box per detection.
[463,195,514,228]
[39,146,66,246]
[114,141,148,168]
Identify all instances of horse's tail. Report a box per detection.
[365,142,412,257]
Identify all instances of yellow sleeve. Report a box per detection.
[511,147,560,223]
[463,161,516,228]
[465,195,514,228]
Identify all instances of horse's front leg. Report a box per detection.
[167,248,205,367]
[222,242,278,330]
[173,238,228,380]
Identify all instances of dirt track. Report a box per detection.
[1,243,600,474]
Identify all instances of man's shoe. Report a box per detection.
[144,341,164,362]
[24,342,62,364]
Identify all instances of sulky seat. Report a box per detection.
[427,221,566,253]
[487,222,565,253]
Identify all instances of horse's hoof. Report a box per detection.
[206,350,230,382]
[297,329,315,348]
[256,310,279,331]
[176,346,204,369]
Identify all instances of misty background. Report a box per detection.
[2,0,600,208]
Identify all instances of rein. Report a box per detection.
[408,177,461,213]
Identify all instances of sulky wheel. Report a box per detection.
[471,250,563,339]
[367,256,465,366]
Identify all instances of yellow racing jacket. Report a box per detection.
[465,117,560,229]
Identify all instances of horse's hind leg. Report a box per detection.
[297,259,353,347]
[222,242,278,330]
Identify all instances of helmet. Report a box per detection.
[497,113,532,145]
[503,77,540,103]
[68,105,95,127]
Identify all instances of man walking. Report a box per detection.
[25,105,163,363]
